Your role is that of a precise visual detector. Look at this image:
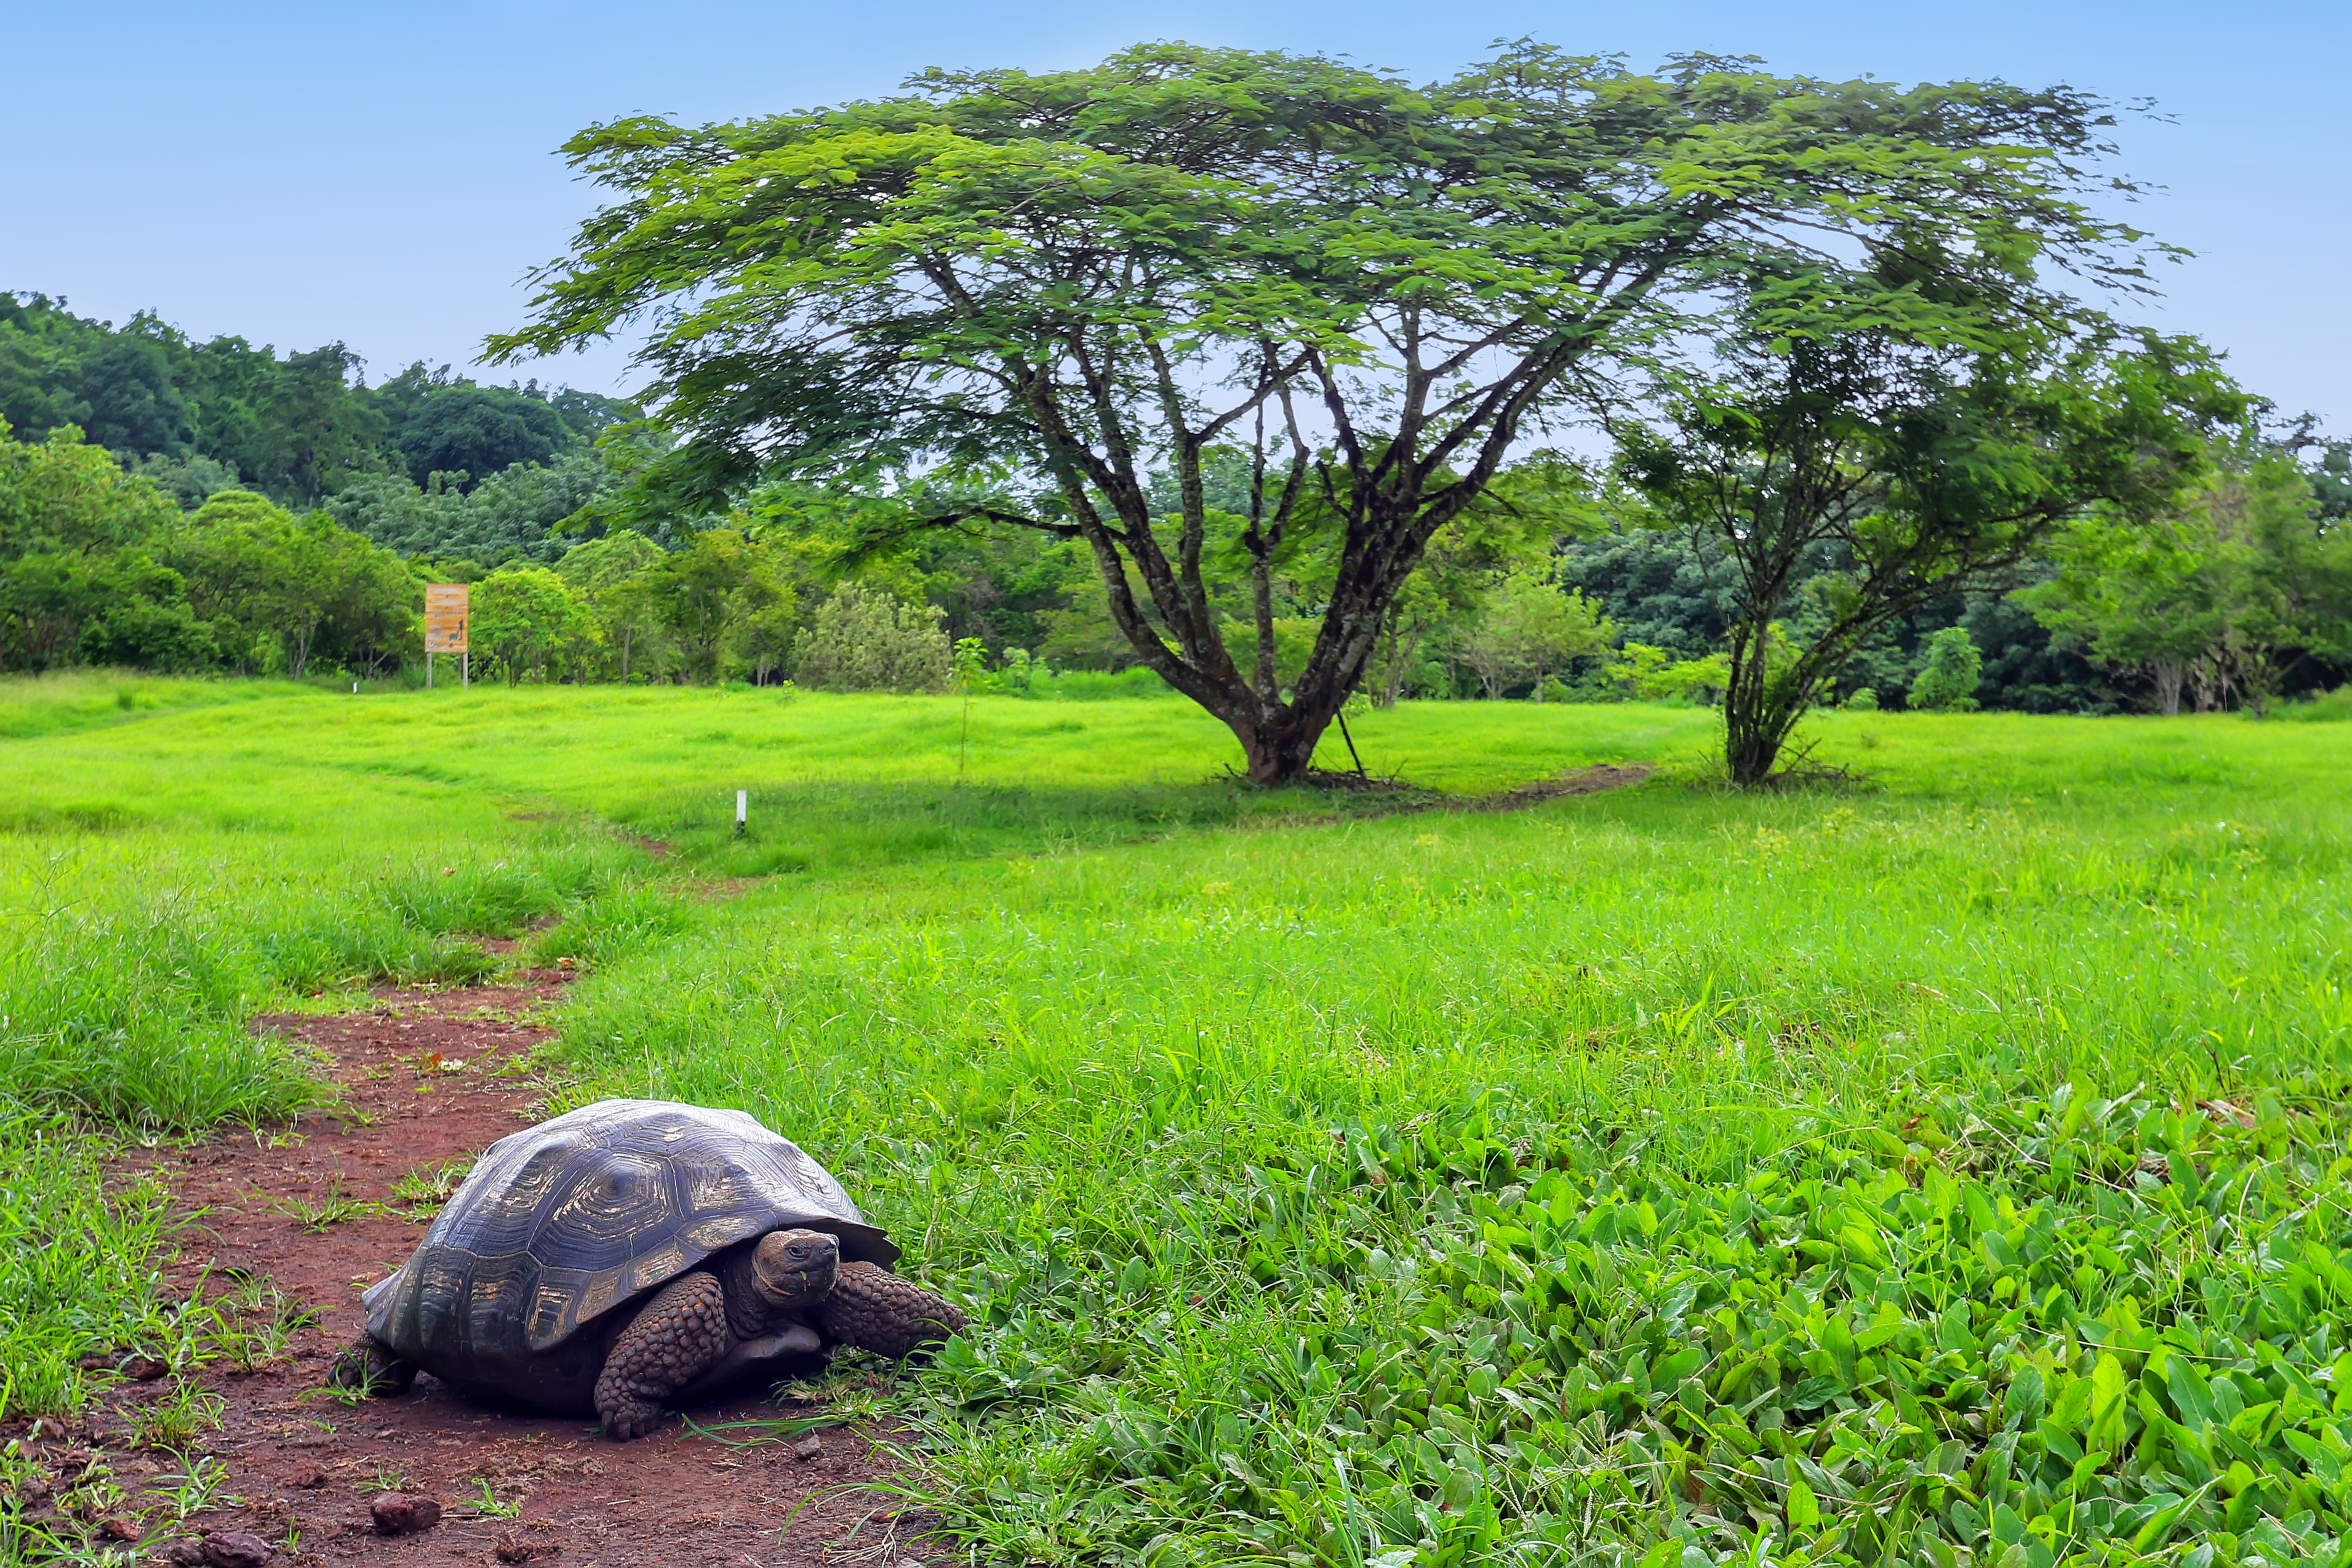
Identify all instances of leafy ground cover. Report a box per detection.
[549,713,2351,1567]
[3,676,2347,1566]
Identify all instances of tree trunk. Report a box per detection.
[1724,707,1785,787]
[2149,657,2185,716]
[1231,703,1341,786]
[1251,552,1279,704]
[1371,604,1420,709]
[1722,617,1803,786]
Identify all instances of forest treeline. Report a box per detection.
[4,290,2348,712]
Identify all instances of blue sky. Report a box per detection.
[8,1,2345,426]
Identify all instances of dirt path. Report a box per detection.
[1450,762,1654,811]
[90,974,924,1568]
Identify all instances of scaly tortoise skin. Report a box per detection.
[335,1099,964,1438]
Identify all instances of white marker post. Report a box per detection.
[735,790,748,837]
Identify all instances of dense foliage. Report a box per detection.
[2024,434,2352,715]
[4,303,2345,719]
[489,41,2259,780]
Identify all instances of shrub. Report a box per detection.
[1909,627,1983,712]
[791,582,951,693]
[1602,642,1732,703]
[1846,686,1879,711]
[2274,684,2352,722]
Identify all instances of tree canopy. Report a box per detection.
[494,41,2220,781]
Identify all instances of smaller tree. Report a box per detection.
[169,489,399,677]
[0,420,178,559]
[1908,628,1983,712]
[76,562,217,671]
[1453,575,1615,699]
[3,552,132,669]
[1365,460,1584,706]
[792,582,951,693]
[1617,273,2238,783]
[473,566,596,683]
[0,420,192,671]
[2023,435,2351,713]
[557,529,670,681]
[646,528,764,681]
[314,533,420,678]
[725,565,798,685]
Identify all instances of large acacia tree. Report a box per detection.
[493,42,2172,782]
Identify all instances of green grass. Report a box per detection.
[0,1109,188,1423]
[2277,686,2352,723]
[4,675,2350,1566]
[0,668,280,743]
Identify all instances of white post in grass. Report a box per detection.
[736,790,748,837]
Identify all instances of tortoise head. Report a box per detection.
[750,1228,840,1308]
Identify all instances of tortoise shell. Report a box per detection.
[362,1099,895,1413]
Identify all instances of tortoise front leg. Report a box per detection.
[594,1272,732,1440]
[816,1263,967,1360]
[330,1337,416,1397]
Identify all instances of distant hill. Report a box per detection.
[0,291,639,509]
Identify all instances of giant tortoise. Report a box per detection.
[333,1099,964,1439]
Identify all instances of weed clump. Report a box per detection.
[0,1111,299,1425]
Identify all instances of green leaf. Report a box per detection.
[1962,1185,2001,1237]
[2131,1493,2190,1552]
[1787,1376,1847,1411]
[1821,1315,1857,1384]
[2004,1366,2046,1431]
[2089,1352,2128,1450]
[1786,1474,1821,1532]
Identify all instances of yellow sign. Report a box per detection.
[424,584,469,654]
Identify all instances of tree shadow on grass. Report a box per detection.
[629,776,1380,879]
[628,764,1656,880]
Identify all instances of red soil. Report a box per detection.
[67,975,931,1568]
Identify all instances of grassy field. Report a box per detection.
[6,672,2350,1567]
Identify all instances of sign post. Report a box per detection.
[425,584,470,689]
